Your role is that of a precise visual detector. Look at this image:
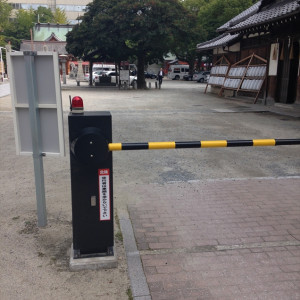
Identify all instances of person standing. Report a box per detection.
[157,68,164,88]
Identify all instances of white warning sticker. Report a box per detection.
[98,169,111,221]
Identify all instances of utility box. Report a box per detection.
[68,111,113,258]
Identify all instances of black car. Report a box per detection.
[144,71,157,79]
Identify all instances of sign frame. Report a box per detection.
[8,51,65,156]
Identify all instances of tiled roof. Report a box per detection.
[197,33,240,50]
[20,41,67,54]
[33,23,73,42]
[196,0,300,51]
[228,0,300,32]
[217,1,262,32]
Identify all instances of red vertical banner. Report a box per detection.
[98,169,111,221]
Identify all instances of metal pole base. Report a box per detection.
[69,244,117,271]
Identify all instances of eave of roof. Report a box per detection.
[217,1,262,33]
[196,33,240,51]
[196,0,300,52]
[20,40,67,54]
[227,0,300,33]
[45,32,63,42]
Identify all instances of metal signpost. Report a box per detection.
[24,52,47,226]
[8,51,65,227]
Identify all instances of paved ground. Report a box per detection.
[128,177,300,299]
[1,78,300,300]
[0,80,10,97]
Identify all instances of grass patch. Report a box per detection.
[19,220,38,234]
[114,211,123,242]
[126,288,133,300]
[115,212,121,229]
[115,230,123,242]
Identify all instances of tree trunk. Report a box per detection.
[137,53,146,89]
[188,60,194,75]
[118,62,122,89]
[89,61,93,86]
[115,62,119,88]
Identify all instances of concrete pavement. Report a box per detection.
[60,78,300,118]
[0,80,10,98]
[2,77,300,118]
[1,78,300,299]
[87,79,300,299]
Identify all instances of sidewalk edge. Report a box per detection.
[120,216,151,300]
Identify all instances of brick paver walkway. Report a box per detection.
[128,178,300,300]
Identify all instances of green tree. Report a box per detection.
[53,8,68,24]
[172,26,203,75]
[173,0,206,74]
[197,0,255,41]
[180,0,256,71]
[2,5,68,51]
[4,9,35,40]
[67,0,194,89]
[34,6,54,23]
[115,0,194,88]
[67,0,126,60]
[0,0,12,32]
[66,0,132,85]
[181,0,208,15]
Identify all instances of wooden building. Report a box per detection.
[197,0,300,104]
[20,23,76,76]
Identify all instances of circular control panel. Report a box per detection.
[71,127,109,167]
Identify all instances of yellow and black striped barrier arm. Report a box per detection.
[108,139,300,151]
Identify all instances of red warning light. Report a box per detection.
[71,96,84,113]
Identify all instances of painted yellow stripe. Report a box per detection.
[253,139,275,146]
[148,142,176,149]
[201,140,227,148]
[108,143,122,151]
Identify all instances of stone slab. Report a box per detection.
[69,245,117,271]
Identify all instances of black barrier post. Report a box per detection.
[68,110,113,259]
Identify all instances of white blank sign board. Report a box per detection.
[8,51,65,156]
[120,70,130,81]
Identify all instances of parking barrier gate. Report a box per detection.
[108,139,300,151]
[68,102,300,261]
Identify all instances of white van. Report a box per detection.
[94,71,137,86]
[93,64,115,73]
[168,65,189,80]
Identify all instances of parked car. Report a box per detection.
[92,70,107,83]
[193,71,210,83]
[84,72,105,82]
[183,74,194,81]
[94,71,137,86]
[144,71,157,79]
